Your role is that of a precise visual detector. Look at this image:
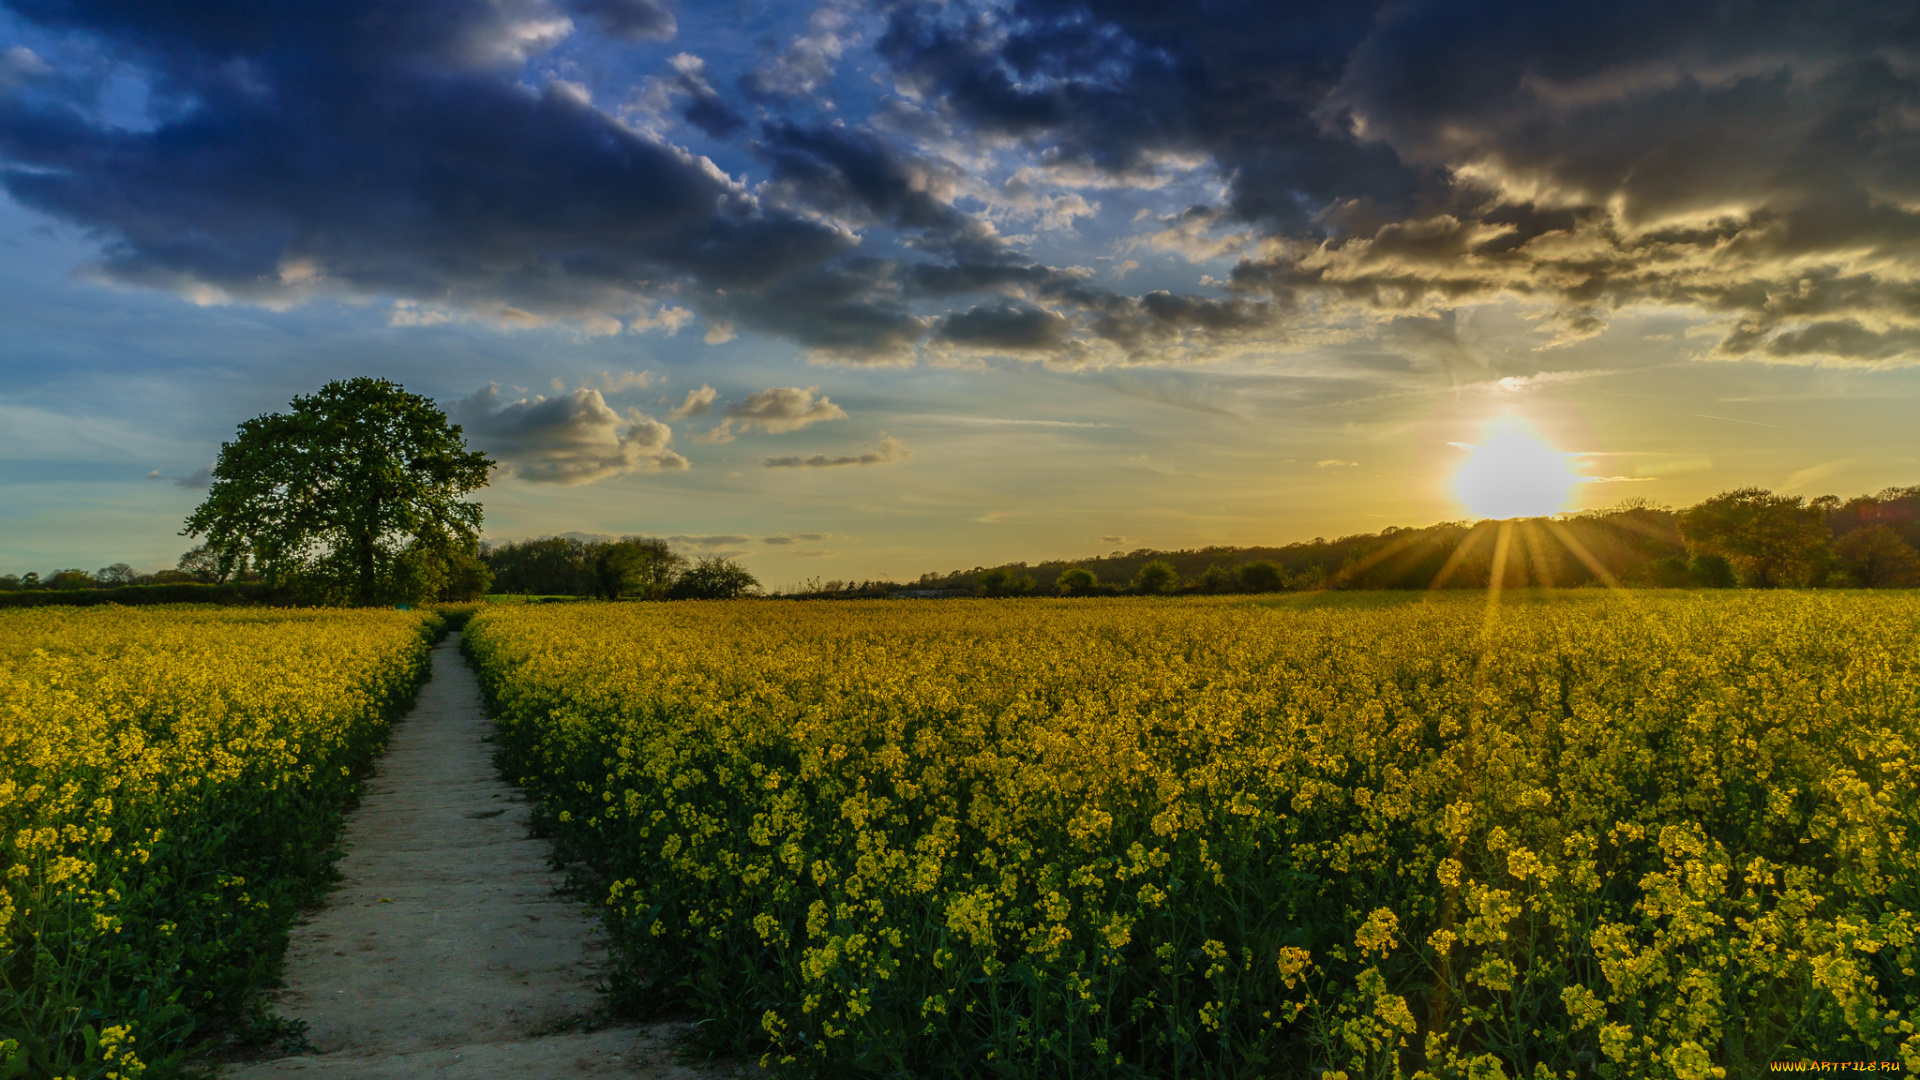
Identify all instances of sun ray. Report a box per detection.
[1546,519,1629,591]
[1485,520,1515,628]
[1520,519,1556,590]
[1428,520,1493,591]
[1325,527,1442,589]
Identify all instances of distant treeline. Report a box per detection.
[816,484,1920,599]
[0,581,293,609]
[0,542,486,607]
[11,485,1916,605]
[479,536,758,599]
[0,537,761,605]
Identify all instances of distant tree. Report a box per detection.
[671,556,760,599]
[19,572,40,589]
[1198,563,1238,593]
[1679,488,1829,588]
[595,538,684,600]
[1055,567,1099,596]
[1688,553,1737,588]
[96,563,138,586]
[48,569,95,590]
[1235,561,1286,593]
[1834,525,1920,588]
[177,544,224,583]
[483,536,597,595]
[390,541,494,602]
[976,567,1035,597]
[184,378,494,604]
[148,569,199,585]
[438,546,496,601]
[1132,560,1178,595]
[1828,487,1920,550]
[0,574,19,591]
[1649,556,1692,588]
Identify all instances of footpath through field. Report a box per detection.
[226,632,723,1080]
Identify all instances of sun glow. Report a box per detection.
[1453,417,1580,519]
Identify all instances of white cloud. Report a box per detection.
[389,300,453,327]
[628,305,695,335]
[741,0,854,101]
[997,167,1101,231]
[699,385,848,442]
[668,384,717,419]
[450,384,688,485]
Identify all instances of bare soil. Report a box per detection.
[224,633,739,1079]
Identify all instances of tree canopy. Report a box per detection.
[1679,488,1829,588]
[1835,524,1920,588]
[184,378,494,604]
[671,557,761,600]
[594,538,685,600]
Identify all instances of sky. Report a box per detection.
[2,0,1917,589]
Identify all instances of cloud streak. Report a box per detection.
[146,465,212,489]
[763,434,909,469]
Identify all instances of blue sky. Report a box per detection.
[3,0,1917,588]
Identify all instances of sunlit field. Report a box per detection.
[467,593,1920,1079]
[0,607,439,1078]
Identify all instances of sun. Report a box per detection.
[1453,417,1579,519]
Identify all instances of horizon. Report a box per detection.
[4,1,1917,582]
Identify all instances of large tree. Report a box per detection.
[1678,488,1829,588]
[1834,524,1920,588]
[184,378,494,604]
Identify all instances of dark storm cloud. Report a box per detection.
[0,0,857,323]
[754,120,1010,265]
[874,0,1419,231]
[0,0,938,361]
[931,301,1069,353]
[877,0,1920,364]
[4,0,1917,367]
[640,53,747,139]
[569,0,676,42]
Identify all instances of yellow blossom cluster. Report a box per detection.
[1,606,438,1079]
[465,592,1920,1079]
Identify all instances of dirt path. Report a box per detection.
[227,633,726,1079]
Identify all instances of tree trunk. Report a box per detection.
[358,491,380,605]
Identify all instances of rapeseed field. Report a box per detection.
[0,606,438,1079]
[466,592,1920,1079]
